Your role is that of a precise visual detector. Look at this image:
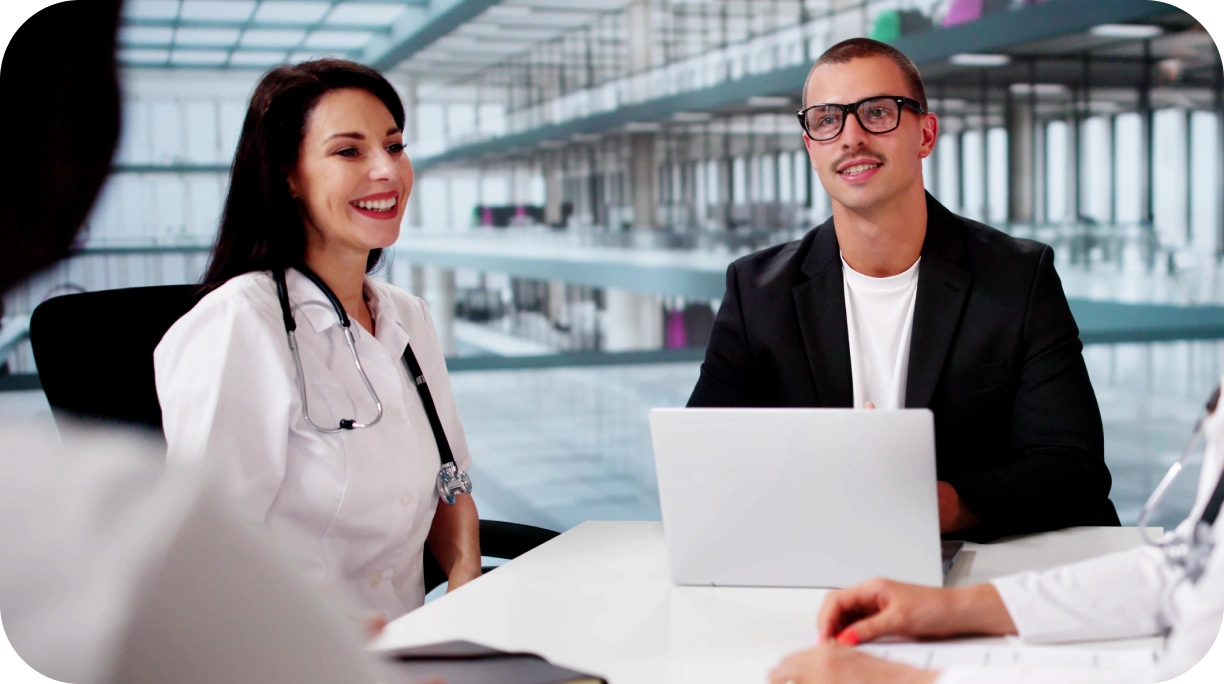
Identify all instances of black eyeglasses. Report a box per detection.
[797,96,927,142]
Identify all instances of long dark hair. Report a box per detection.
[201,59,405,291]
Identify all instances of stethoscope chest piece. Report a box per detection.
[437,462,474,506]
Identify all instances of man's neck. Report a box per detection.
[832,187,928,278]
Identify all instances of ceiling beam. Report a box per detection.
[364,0,505,70]
[124,17,395,34]
[412,0,1183,172]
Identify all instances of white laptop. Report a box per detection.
[649,408,943,589]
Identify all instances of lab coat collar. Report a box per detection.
[283,269,410,354]
[283,268,346,335]
[365,280,412,356]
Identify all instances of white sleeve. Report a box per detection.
[990,544,1174,644]
[936,666,1151,684]
[417,300,473,473]
[1155,529,1224,680]
[930,545,1219,684]
[154,293,296,524]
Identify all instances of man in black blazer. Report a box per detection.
[688,38,1118,542]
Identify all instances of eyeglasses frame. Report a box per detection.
[796,95,928,142]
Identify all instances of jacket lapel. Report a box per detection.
[905,195,972,408]
[793,222,853,408]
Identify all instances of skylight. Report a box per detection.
[170,49,232,66]
[229,50,289,67]
[254,1,332,24]
[289,51,344,63]
[123,0,181,21]
[179,1,256,22]
[117,48,171,64]
[175,27,243,47]
[325,3,407,27]
[303,30,375,50]
[240,28,308,48]
[119,27,175,46]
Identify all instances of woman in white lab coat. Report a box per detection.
[154,59,481,624]
[769,383,1224,684]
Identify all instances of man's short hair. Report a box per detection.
[802,38,928,110]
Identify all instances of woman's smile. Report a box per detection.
[350,191,399,220]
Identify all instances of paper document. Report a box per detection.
[859,644,1157,670]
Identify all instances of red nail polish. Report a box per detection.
[836,628,860,646]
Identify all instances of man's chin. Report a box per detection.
[830,190,885,214]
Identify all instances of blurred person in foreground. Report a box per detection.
[0,2,383,682]
[769,384,1224,683]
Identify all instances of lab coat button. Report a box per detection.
[370,571,382,587]
[400,494,412,508]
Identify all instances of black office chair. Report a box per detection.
[30,285,558,593]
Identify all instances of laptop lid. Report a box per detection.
[649,408,942,589]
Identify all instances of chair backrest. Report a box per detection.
[30,285,201,436]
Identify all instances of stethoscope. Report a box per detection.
[272,265,473,505]
[1137,384,1224,587]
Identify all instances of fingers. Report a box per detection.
[768,646,819,684]
[863,401,876,409]
[838,608,904,644]
[816,580,887,642]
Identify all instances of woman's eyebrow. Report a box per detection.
[325,132,364,142]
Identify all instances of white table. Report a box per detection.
[373,522,1155,683]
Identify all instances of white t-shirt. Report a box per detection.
[842,256,921,410]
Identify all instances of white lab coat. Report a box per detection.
[0,422,379,683]
[937,382,1224,684]
[154,269,473,620]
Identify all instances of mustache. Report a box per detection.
[830,152,886,173]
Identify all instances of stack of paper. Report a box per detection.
[859,644,1157,671]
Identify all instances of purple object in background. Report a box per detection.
[665,310,687,349]
[942,0,985,27]
[942,0,1014,27]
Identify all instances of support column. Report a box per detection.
[548,280,567,326]
[601,288,663,351]
[627,0,653,73]
[1216,63,1224,256]
[1139,40,1155,228]
[630,133,659,229]
[544,153,564,226]
[424,267,455,356]
[1006,96,1035,225]
[399,75,423,229]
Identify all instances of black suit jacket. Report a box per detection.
[688,193,1119,541]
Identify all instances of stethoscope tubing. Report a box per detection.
[275,266,384,433]
[273,265,473,505]
[1137,386,1222,586]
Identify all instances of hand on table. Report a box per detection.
[816,578,1017,645]
[769,642,937,684]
